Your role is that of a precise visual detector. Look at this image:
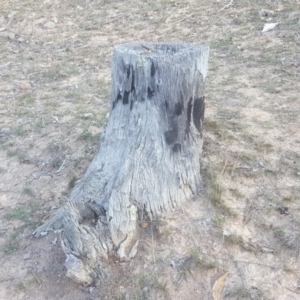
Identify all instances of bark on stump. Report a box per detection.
[34,43,209,285]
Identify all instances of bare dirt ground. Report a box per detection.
[0,0,300,299]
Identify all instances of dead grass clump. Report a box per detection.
[224,233,244,247]
[68,175,78,190]
[7,147,32,164]
[115,273,170,300]
[204,118,219,132]
[274,227,300,255]
[213,215,226,227]
[172,249,218,281]
[225,284,264,299]
[230,188,244,198]
[202,166,232,215]
[282,196,293,203]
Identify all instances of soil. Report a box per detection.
[0,0,300,299]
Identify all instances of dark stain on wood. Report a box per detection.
[123,90,130,105]
[185,97,193,135]
[113,91,123,109]
[174,101,184,116]
[127,66,130,78]
[164,127,178,145]
[172,143,181,153]
[151,61,156,77]
[147,87,154,99]
[131,68,135,93]
[165,100,169,111]
[193,97,205,132]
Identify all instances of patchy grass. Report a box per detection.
[213,215,226,227]
[23,187,35,197]
[14,281,26,292]
[7,148,31,163]
[2,238,20,254]
[274,226,300,255]
[112,272,170,300]
[224,233,244,248]
[78,129,99,142]
[175,249,218,280]
[68,175,77,190]
[229,188,244,199]
[5,202,39,224]
[2,203,45,254]
[202,166,232,215]
[204,118,219,132]
[225,284,264,300]
[14,125,26,136]
[20,93,35,105]
[2,226,30,254]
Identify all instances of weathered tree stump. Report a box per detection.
[34,43,209,285]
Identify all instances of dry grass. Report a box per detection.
[0,0,300,299]
[225,284,265,300]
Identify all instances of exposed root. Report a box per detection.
[32,208,64,237]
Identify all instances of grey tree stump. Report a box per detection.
[34,43,209,285]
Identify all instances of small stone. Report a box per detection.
[7,32,15,40]
[44,21,55,29]
[261,246,274,253]
[23,253,31,260]
[82,113,94,119]
[223,229,230,236]
[1,127,11,134]
[275,87,281,93]
[17,36,25,43]
[52,17,58,23]
[19,82,32,91]
[259,9,274,20]
[51,115,59,122]
[17,292,25,300]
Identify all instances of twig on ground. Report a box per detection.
[0,12,16,32]
[30,270,42,285]
[281,69,293,75]
[55,157,67,174]
[0,278,14,283]
[101,13,130,26]
[171,14,194,25]
[221,159,228,175]
[0,62,11,69]
[218,0,233,12]
[284,287,300,295]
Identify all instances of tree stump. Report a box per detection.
[34,43,209,285]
